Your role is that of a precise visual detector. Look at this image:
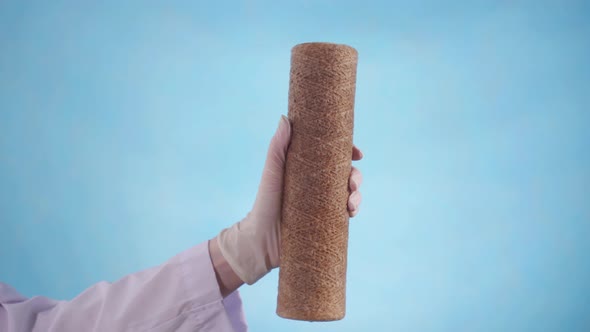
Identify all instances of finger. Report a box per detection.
[349,166,363,192]
[348,190,362,217]
[352,145,363,161]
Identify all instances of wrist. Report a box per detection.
[208,236,244,298]
[217,217,275,285]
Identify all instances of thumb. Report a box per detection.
[257,115,291,195]
[270,115,291,161]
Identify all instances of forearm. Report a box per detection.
[209,237,245,298]
[1,242,241,331]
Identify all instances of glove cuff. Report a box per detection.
[217,221,271,285]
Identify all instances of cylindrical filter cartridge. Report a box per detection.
[277,42,358,321]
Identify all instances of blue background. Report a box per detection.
[1,1,589,331]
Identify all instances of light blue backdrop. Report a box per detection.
[1,1,589,331]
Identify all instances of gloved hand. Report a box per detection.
[216,115,363,285]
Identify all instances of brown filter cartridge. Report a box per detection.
[277,42,358,321]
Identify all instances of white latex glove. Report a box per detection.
[217,115,363,285]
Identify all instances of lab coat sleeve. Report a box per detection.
[0,242,248,332]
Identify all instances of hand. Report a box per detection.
[213,115,363,292]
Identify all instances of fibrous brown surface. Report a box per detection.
[277,42,358,322]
